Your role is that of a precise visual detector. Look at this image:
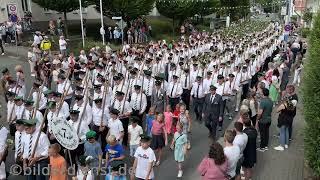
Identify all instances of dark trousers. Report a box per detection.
[241,83,249,101]
[193,97,204,120]
[92,125,109,151]
[288,119,293,139]
[181,89,191,110]
[120,117,129,146]
[205,116,218,140]
[146,96,152,113]
[0,39,4,54]
[26,159,49,180]
[68,143,84,172]
[131,110,144,127]
[168,97,180,111]
[258,122,271,148]
[9,123,16,137]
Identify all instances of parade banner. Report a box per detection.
[51,117,79,150]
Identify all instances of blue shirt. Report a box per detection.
[105,174,126,180]
[105,144,124,165]
[146,114,155,136]
[84,141,103,168]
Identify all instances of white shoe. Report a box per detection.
[177,170,183,178]
[229,116,232,120]
[274,145,284,151]
[1,53,4,55]
[284,145,288,149]
[235,108,239,112]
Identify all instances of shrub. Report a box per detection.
[303,11,320,177]
[301,28,310,38]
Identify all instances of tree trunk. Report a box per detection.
[64,11,69,38]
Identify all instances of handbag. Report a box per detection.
[170,133,183,150]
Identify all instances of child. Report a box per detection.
[73,155,94,180]
[105,135,125,168]
[145,107,156,136]
[84,130,103,175]
[170,122,187,178]
[0,126,8,180]
[128,116,143,158]
[164,105,173,135]
[172,103,181,133]
[105,161,126,180]
[150,113,168,166]
[131,134,156,180]
[49,143,67,180]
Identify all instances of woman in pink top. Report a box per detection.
[198,142,229,180]
[164,105,173,135]
[150,114,168,166]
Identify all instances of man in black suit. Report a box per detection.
[202,85,224,140]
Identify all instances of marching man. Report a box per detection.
[130,84,147,126]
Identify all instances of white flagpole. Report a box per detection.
[100,0,105,45]
[79,0,85,48]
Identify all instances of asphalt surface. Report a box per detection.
[0,46,304,180]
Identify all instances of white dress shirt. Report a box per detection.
[73,103,93,126]
[180,73,192,90]
[32,91,47,110]
[68,119,89,143]
[112,99,132,115]
[57,80,74,99]
[92,106,109,127]
[23,131,49,159]
[191,82,206,98]
[143,78,154,96]
[167,82,183,98]
[15,131,26,160]
[130,92,147,113]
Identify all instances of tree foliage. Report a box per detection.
[303,8,313,24]
[303,11,320,177]
[32,0,90,36]
[219,0,250,20]
[89,0,155,22]
[192,0,220,17]
[156,0,195,24]
[32,0,89,13]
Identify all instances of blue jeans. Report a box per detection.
[280,125,289,146]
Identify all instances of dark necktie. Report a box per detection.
[17,132,22,155]
[196,84,200,98]
[134,94,138,110]
[170,83,175,97]
[184,76,188,88]
[147,80,150,95]
[28,135,33,158]
[118,101,121,111]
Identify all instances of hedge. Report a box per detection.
[303,11,320,177]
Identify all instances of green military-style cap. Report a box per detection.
[22,119,37,127]
[14,96,23,101]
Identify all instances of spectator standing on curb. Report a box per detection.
[223,129,240,180]
[59,36,67,57]
[198,142,228,180]
[256,88,273,152]
[242,117,258,180]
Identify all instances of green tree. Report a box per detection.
[303,11,320,178]
[219,0,250,20]
[89,0,155,22]
[193,0,220,17]
[303,8,313,25]
[156,0,197,36]
[32,0,89,37]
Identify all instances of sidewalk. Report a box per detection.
[3,44,29,58]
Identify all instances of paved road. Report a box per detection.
[1,46,305,180]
